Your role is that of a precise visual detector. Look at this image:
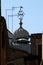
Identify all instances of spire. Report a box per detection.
[17,6,24,28]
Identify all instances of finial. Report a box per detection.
[19,21,23,28]
[17,6,24,28]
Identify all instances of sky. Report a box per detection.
[1,0,43,34]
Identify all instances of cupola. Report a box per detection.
[13,6,29,43]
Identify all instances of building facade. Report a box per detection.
[0,7,43,65]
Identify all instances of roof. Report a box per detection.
[13,27,29,40]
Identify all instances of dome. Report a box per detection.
[13,26,29,40]
[13,6,29,40]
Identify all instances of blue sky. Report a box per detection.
[1,0,43,34]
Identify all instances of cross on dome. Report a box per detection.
[17,6,24,28]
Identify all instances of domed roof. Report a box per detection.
[13,22,29,40]
[13,6,29,40]
[13,27,29,40]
